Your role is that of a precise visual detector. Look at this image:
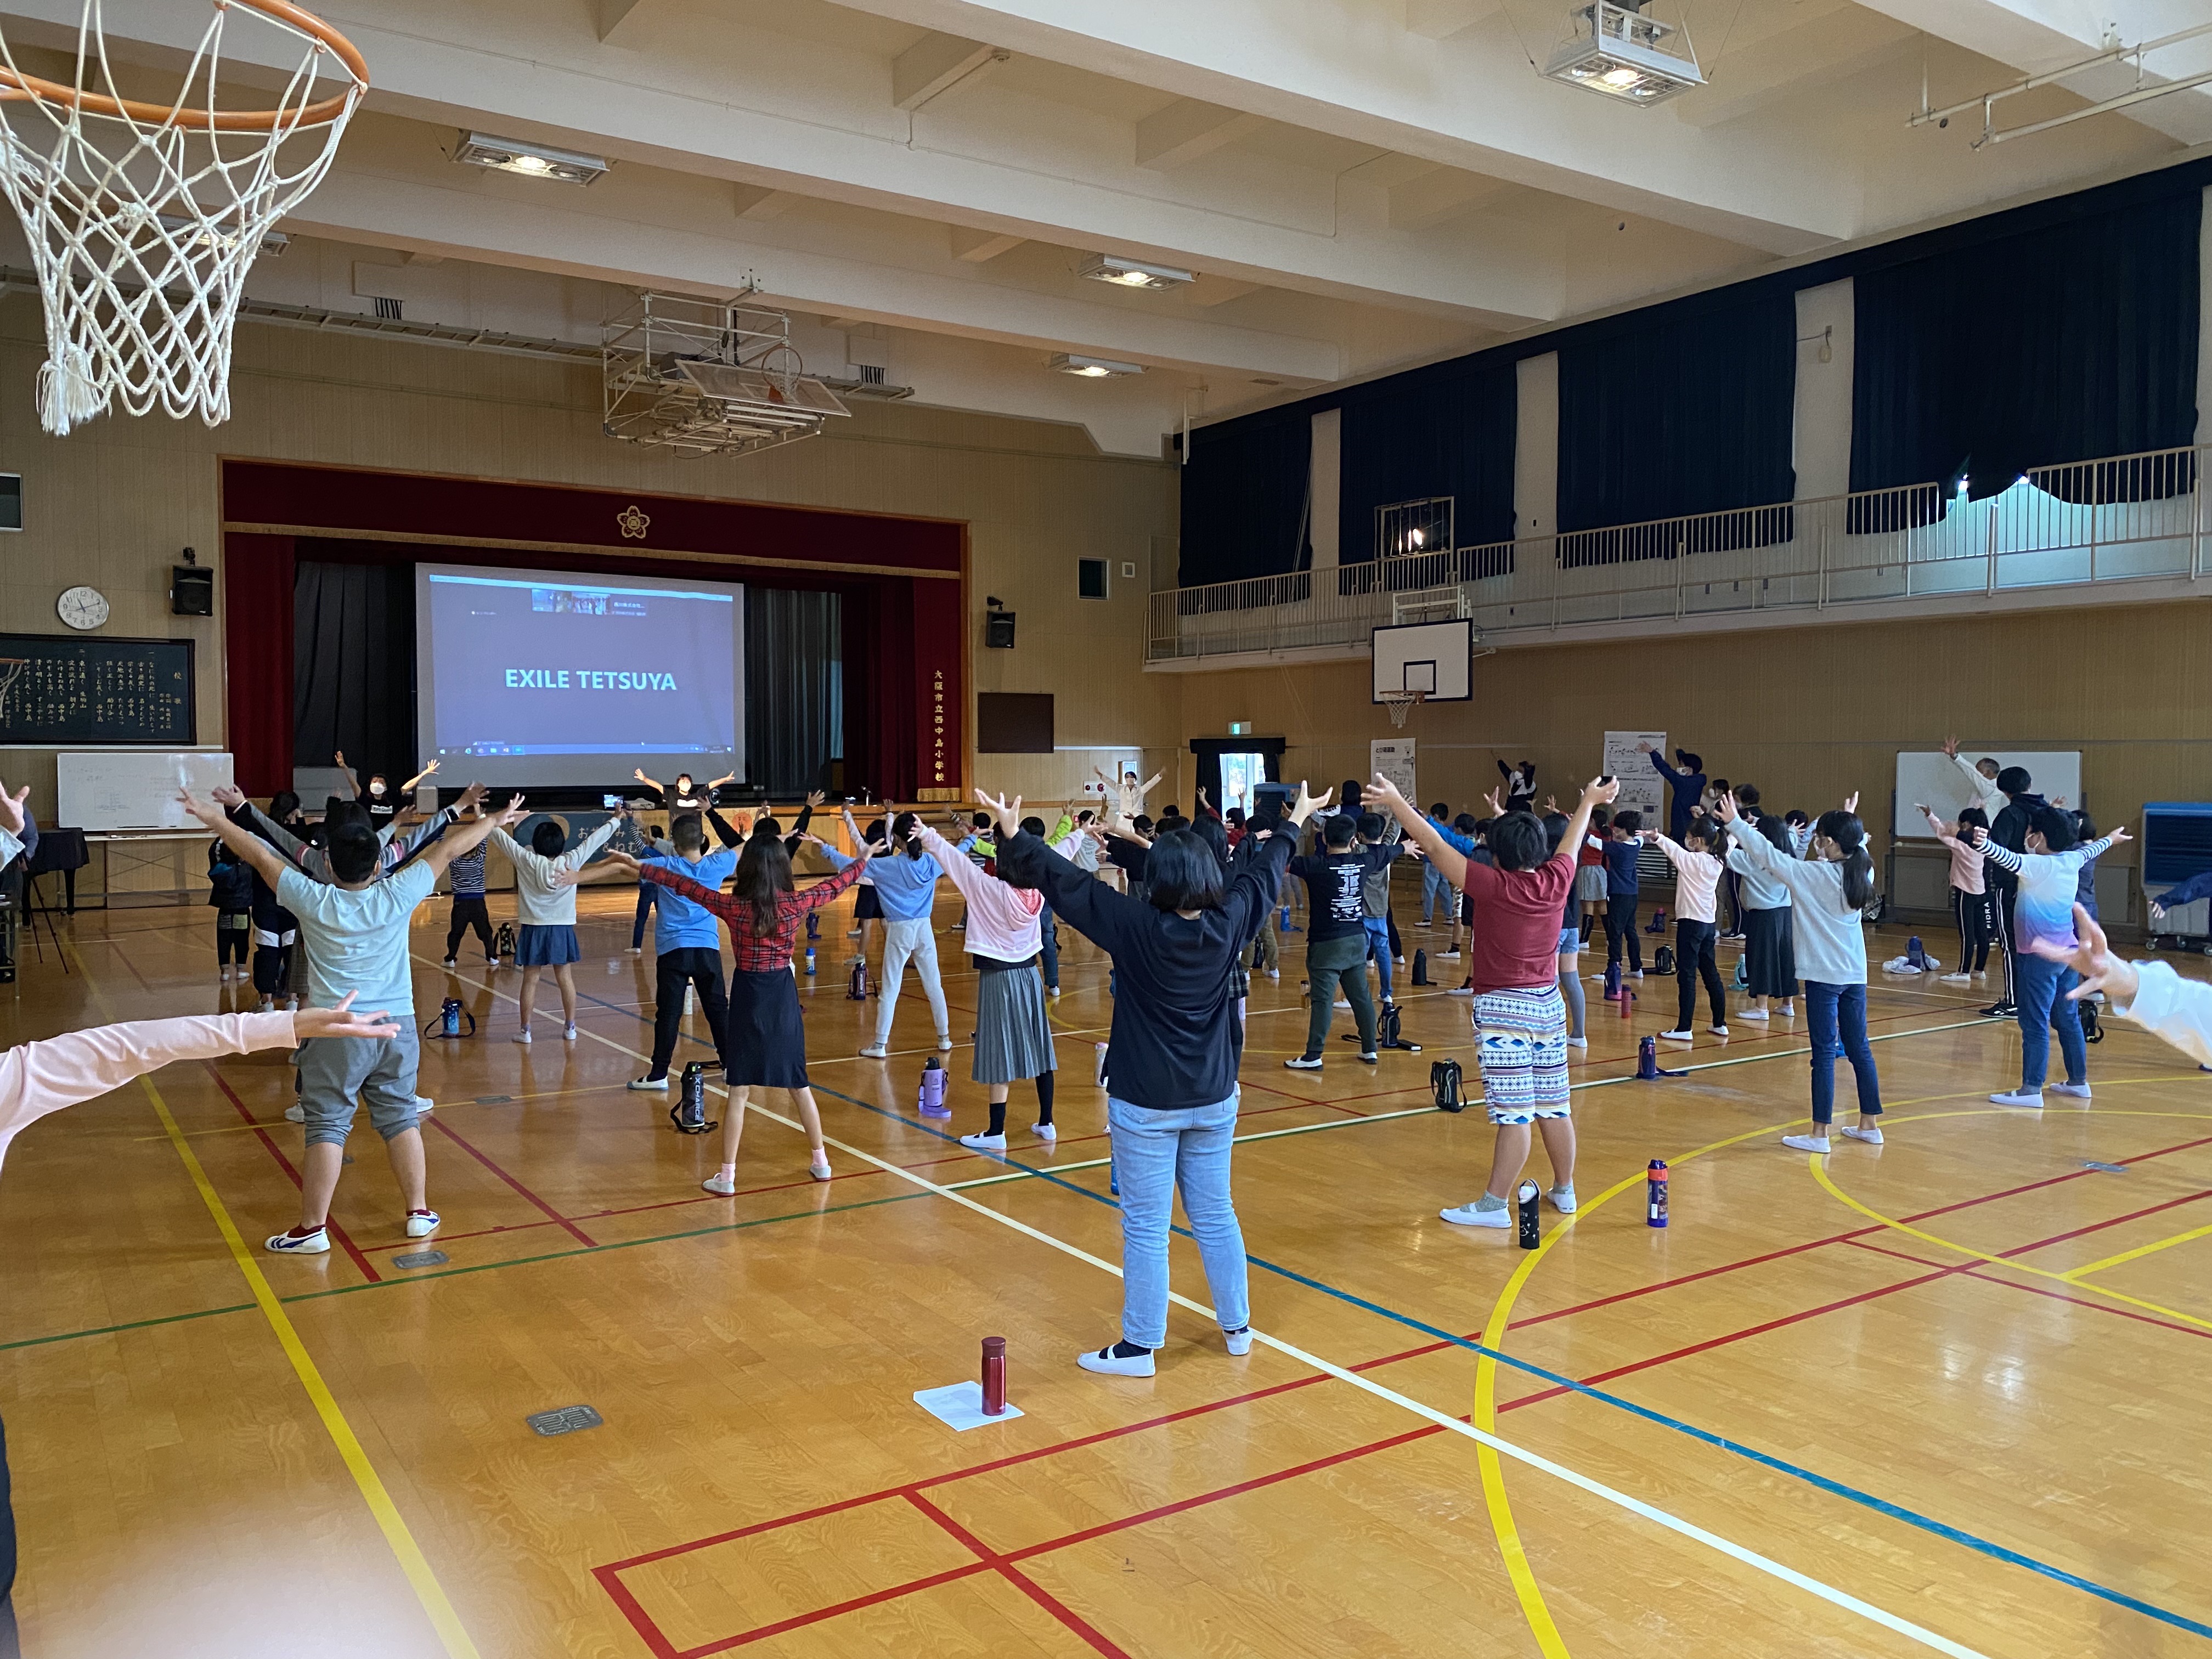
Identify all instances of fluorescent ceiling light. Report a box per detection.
[453,131,610,186]
[1542,1,1703,105]
[1051,353,1145,378]
[1077,254,1195,291]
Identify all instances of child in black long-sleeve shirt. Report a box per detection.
[208,844,253,982]
[1602,811,1644,975]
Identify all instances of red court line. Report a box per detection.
[200,1062,381,1283]
[1841,1238,2212,1341]
[905,1491,1134,1659]
[424,1116,596,1246]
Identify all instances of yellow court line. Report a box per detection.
[1808,1140,2212,1335]
[64,941,482,1659]
[2062,1220,2212,1282]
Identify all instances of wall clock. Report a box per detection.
[57,585,109,630]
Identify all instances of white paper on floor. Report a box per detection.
[913,1380,1024,1431]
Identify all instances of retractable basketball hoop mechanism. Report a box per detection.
[0,2,369,436]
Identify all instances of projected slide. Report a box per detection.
[415,562,743,788]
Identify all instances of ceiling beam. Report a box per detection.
[1387,166,1509,231]
[1135,98,1267,170]
[732,184,796,219]
[1674,7,1921,129]
[951,226,1026,261]
[893,32,1011,111]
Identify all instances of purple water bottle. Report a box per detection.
[919,1057,950,1118]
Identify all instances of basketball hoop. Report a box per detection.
[0,2,370,435]
[0,658,25,726]
[1381,689,1424,730]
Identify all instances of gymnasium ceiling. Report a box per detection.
[2,0,2206,445]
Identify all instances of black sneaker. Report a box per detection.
[1980,1001,2016,1018]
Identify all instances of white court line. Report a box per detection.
[416,953,1994,1659]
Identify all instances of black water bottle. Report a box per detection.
[1516,1180,1541,1249]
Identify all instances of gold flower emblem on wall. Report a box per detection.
[616,505,651,540]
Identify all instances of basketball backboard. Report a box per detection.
[1372,619,1472,703]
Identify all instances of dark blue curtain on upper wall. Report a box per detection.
[1554,288,1797,565]
[1339,362,1517,572]
[1178,413,1311,589]
[1850,185,2200,522]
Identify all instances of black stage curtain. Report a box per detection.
[1178,413,1311,589]
[292,560,416,789]
[1189,737,1284,814]
[1556,288,1797,566]
[1339,362,1517,566]
[746,587,842,796]
[1851,187,2200,523]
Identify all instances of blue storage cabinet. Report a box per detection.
[2143,802,2212,949]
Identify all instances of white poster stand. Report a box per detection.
[1370,738,1417,805]
[1603,731,1666,822]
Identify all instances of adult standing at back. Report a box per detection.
[995,780,1325,1376]
[1983,764,2045,1019]
[1638,741,1706,842]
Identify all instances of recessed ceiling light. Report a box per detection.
[1050,353,1145,378]
[1077,253,1196,291]
[1542,1,1704,105]
[453,131,611,186]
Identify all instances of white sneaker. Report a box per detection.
[1565,1036,1588,1049]
[1781,1133,1831,1153]
[1440,949,1462,960]
[1658,1029,1693,1042]
[1440,1200,1511,1228]
[1779,1003,1795,1017]
[628,1075,669,1091]
[1938,972,1971,984]
[960,1131,1008,1151]
[1334,998,1351,1010]
[1739,1008,1769,1022]
[1546,1185,1577,1214]
[284,1102,305,1123]
[1358,1052,1379,1066]
[1284,1056,1323,1071]
[1843,1125,1884,1144]
[1630,969,1645,979]
[1033,1121,1057,1142]
[1077,1344,1155,1377]
[701,1171,737,1195]
[264,1227,329,1254]
[628,946,643,956]
[488,957,501,969]
[810,1155,833,1182]
[937,1035,954,1052]
[1267,969,1280,980]
[258,997,275,1013]
[1415,921,1433,929]
[1708,1025,1730,1037]
[441,957,456,969]
[2050,1082,2092,1101]
[1224,1327,1254,1356]
[857,1045,888,1059]
[1990,1090,2044,1108]
[1447,986,1472,997]
[404,1210,441,1238]
[563,1022,578,1042]
[511,1030,532,1046]
[413,1096,434,1115]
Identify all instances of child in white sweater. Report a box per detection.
[1643,816,1728,1041]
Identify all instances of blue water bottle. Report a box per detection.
[1907,934,1926,969]
[1647,1159,1669,1228]
[804,945,816,976]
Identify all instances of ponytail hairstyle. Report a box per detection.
[1814,809,1874,909]
[891,811,923,857]
[1685,813,1718,849]
[733,834,794,938]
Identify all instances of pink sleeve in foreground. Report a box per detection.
[0,1011,296,1146]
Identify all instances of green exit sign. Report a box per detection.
[1228,720,1251,735]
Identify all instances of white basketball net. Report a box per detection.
[1383,691,1423,729]
[0,2,368,435]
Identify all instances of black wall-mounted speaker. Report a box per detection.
[171,565,215,617]
[985,609,1016,649]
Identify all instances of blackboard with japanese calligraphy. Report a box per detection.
[0,634,196,746]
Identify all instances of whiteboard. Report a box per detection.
[58,752,234,831]
[1893,750,2080,842]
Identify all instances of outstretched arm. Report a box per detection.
[332,750,359,795]
[2152,870,2212,917]
[632,767,665,801]
[182,792,294,893]
[419,797,526,881]
[1368,774,1459,884]
[400,760,439,794]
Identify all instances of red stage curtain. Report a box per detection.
[223,533,295,795]
[843,579,916,802]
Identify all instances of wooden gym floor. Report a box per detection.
[2,883,2209,1659]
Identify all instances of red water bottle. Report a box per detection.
[1646,1159,1669,1228]
[980,1336,1007,1415]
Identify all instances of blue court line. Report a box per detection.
[576,985,2212,1642]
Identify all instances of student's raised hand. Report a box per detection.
[212,782,245,807]
[420,759,439,778]
[1842,791,1860,816]
[2052,795,2068,809]
[1713,790,1740,824]
[1543,794,1560,814]
[974,788,1023,838]
[495,794,528,826]
[177,788,223,828]
[1483,786,1505,818]
[2107,824,2134,845]
[1580,775,1620,809]
[2029,905,2139,1007]
[1912,803,1931,819]
[1289,780,1333,827]
[332,749,346,768]
[293,991,402,1041]
[1941,735,1960,759]
[1966,824,1988,848]
[2151,900,2169,922]
[805,790,825,809]
[456,781,487,810]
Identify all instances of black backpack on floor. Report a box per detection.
[493,921,517,961]
[1654,944,1676,975]
[1431,1058,1465,1112]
